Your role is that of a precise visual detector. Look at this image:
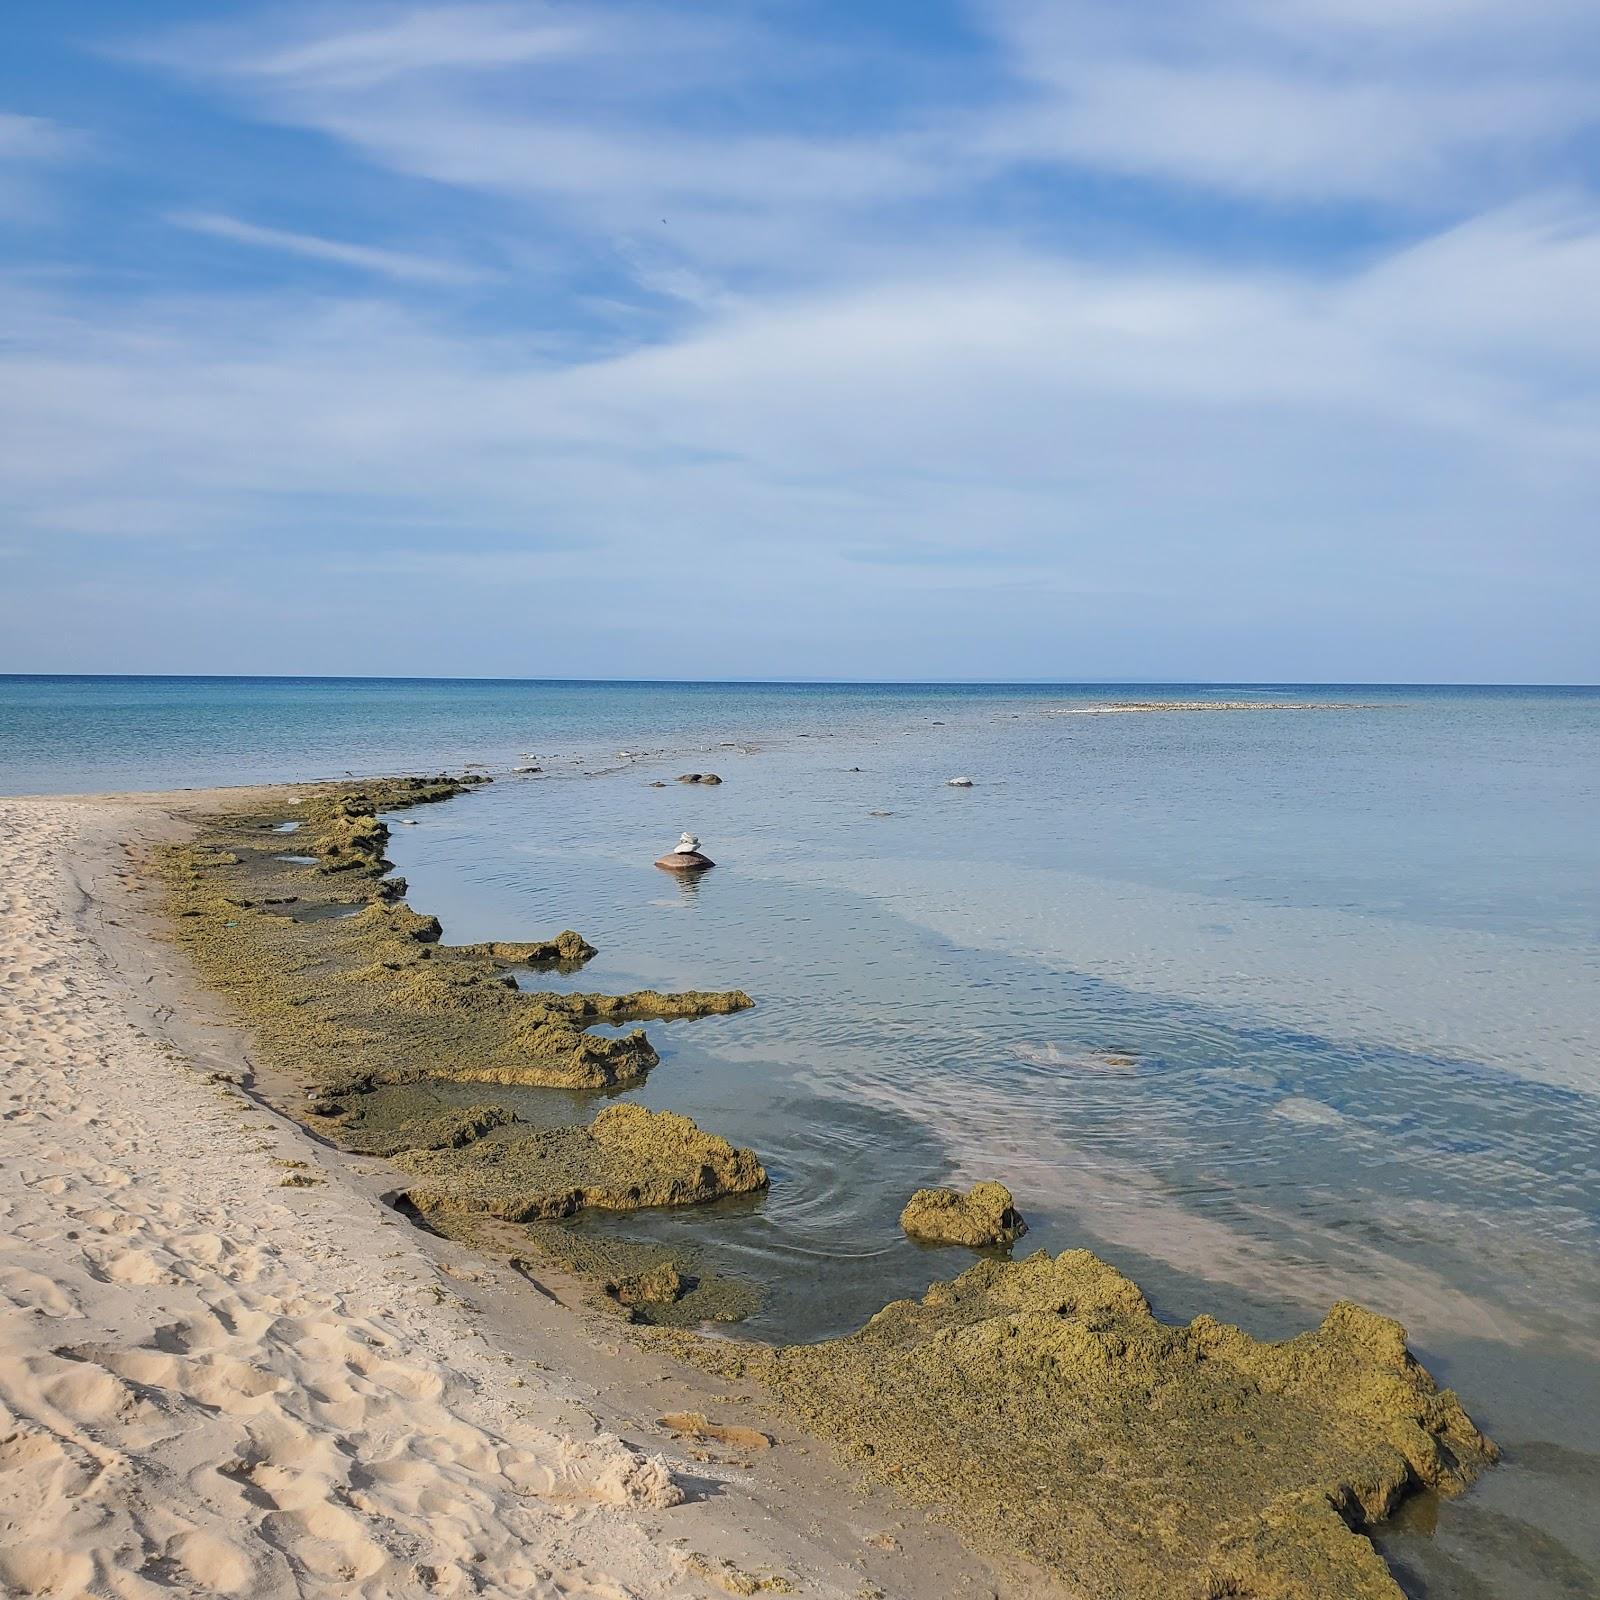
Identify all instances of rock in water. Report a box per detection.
[946,776,974,787]
[655,831,715,871]
[900,1181,1027,1247]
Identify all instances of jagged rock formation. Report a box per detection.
[683,1249,1496,1600]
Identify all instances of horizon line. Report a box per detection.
[2,673,1597,690]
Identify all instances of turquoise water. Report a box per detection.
[4,676,1598,1596]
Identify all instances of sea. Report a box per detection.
[3,674,1597,1598]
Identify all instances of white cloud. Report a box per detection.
[243,4,594,89]
[0,111,78,161]
[0,110,83,223]
[168,211,486,285]
[985,67,1576,204]
[132,4,956,284]
[981,0,1600,205]
[3,197,1596,570]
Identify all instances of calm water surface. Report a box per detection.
[4,676,1597,1598]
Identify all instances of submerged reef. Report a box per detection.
[680,1248,1496,1600]
[899,1180,1027,1248]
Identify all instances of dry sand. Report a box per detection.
[0,794,1027,1600]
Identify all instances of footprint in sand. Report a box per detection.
[30,1354,155,1429]
[0,1266,79,1318]
[0,1545,96,1598]
[65,1344,284,1415]
[162,1530,261,1597]
[0,1424,104,1516]
[260,1503,390,1583]
[82,1244,170,1287]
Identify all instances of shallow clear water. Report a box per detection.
[4,676,1597,1597]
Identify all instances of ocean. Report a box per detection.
[4,674,1597,1597]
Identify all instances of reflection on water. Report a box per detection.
[283,901,362,923]
[382,690,1600,1600]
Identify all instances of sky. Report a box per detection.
[1,0,1597,682]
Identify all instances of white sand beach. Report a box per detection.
[0,795,1018,1600]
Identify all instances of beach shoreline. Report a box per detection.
[0,788,1032,1600]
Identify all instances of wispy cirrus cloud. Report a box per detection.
[0,109,84,223]
[169,211,487,285]
[980,0,1600,206]
[238,3,595,89]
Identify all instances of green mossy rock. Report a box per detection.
[899,1180,1027,1248]
[396,1103,768,1222]
[686,1249,1495,1600]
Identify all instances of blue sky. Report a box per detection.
[1,0,1597,681]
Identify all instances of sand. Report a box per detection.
[0,795,1027,1600]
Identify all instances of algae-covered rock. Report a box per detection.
[452,930,596,967]
[338,1102,516,1158]
[449,990,750,1091]
[607,1264,689,1309]
[396,1103,768,1223]
[693,1249,1495,1600]
[314,805,392,876]
[154,776,764,1308]
[526,989,753,1023]
[899,1180,1026,1248]
[352,901,442,944]
[505,1009,661,1089]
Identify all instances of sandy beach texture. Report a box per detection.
[0,795,1016,1600]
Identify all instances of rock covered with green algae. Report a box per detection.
[606,1263,689,1311]
[684,1249,1495,1600]
[332,1099,517,1158]
[396,1103,768,1222]
[528,989,755,1023]
[159,777,754,1101]
[487,988,755,1090]
[899,1180,1027,1247]
[452,930,596,967]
